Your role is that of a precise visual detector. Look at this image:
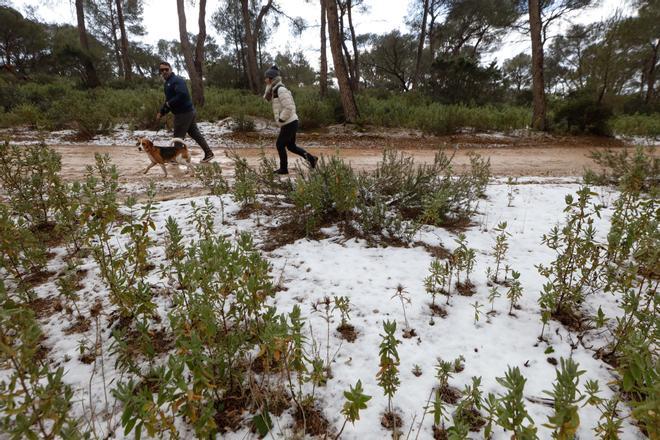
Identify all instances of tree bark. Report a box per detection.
[326,0,359,122]
[528,0,546,131]
[194,0,207,83]
[176,0,205,106]
[108,3,123,78]
[75,0,101,88]
[320,0,328,97]
[412,0,429,90]
[241,0,273,94]
[645,41,659,104]
[115,0,132,80]
[346,0,360,90]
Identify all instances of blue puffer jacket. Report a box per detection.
[160,74,194,115]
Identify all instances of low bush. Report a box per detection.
[553,96,613,136]
[584,146,659,194]
[610,113,660,137]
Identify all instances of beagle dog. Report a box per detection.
[136,137,193,177]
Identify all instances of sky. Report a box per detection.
[7,0,632,69]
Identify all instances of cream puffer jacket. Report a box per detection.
[269,81,298,127]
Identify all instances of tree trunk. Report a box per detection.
[326,0,359,122]
[346,0,360,90]
[428,16,436,60]
[176,0,205,107]
[645,41,659,105]
[337,3,355,87]
[110,21,123,77]
[75,0,100,88]
[240,0,273,94]
[412,0,429,90]
[115,0,132,80]
[528,0,546,131]
[320,0,328,97]
[194,0,207,84]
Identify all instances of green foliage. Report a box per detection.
[0,204,47,293]
[585,146,659,194]
[377,320,400,415]
[230,152,258,206]
[491,221,510,282]
[291,156,359,234]
[0,142,66,228]
[610,113,660,137]
[194,161,229,197]
[495,367,538,440]
[341,380,371,424]
[116,227,279,439]
[537,187,603,323]
[506,270,523,315]
[425,258,449,306]
[333,296,351,326]
[0,294,82,439]
[553,95,613,136]
[542,358,586,440]
[617,333,659,438]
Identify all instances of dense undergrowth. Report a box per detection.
[1,80,657,139]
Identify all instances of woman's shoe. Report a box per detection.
[274,168,289,175]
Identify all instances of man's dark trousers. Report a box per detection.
[173,110,212,156]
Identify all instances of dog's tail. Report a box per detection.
[170,137,187,148]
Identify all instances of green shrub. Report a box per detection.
[585,146,659,194]
[0,142,67,228]
[291,156,358,233]
[553,96,613,136]
[0,294,82,438]
[611,113,660,137]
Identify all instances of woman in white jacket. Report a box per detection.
[263,65,318,174]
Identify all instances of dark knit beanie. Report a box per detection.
[265,65,280,79]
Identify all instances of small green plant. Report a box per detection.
[491,221,510,283]
[0,294,82,438]
[0,204,47,297]
[187,198,216,241]
[377,320,401,422]
[436,359,454,391]
[453,355,466,373]
[425,258,449,307]
[584,380,623,440]
[392,284,413,336]
[488,286,500,314]
[0,142,67,229]
[432,386,447,434]
[506,270,523,315]
[194,161,228,222]
[542,358,586,440]
[472,301,484,325]
[495,366,538,440]
[507,177,517,207]
[335,380,371,439]
[537,187,603,325]
[333,296,351,327]
[228,151,258,206]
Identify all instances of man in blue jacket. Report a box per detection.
[156,61,214,163]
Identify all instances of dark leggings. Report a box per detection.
[173,110,212,155]
[276,120,310,170]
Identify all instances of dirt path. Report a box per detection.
[44,132,653,200]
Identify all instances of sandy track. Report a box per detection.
[43,132,653,200]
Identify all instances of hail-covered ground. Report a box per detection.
[10,171,648,440]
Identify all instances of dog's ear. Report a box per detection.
[135,139,141,147]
